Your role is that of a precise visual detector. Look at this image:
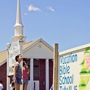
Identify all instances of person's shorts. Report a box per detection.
[23,78,28,84]
[16,77,22,84]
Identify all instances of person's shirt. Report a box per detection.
[23,67,28,79]
[9,83,12,90]
[0,83,3,90]
[14,62,22,78]
[10,86,15,90]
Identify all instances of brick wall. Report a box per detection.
[39,59,45,90]
[34,59,53,90]
[0,63,7,90]
[24,58,46,90]
[0,59,53,90]
[49,59,53,89]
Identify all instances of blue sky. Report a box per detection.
[0,0,90,51]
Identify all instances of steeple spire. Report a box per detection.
[14,0,23,36]
[12,0,26,42]
[16,0,22,24]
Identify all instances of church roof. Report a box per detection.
[0,38,53,66]
[0,50,7,65]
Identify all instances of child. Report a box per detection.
[85,55,90,69]
[14,54,23,90]
[23,61,29,90]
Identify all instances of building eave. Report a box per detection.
[59,43,90,56]
[0,59,7,66]
[23,38,53,53]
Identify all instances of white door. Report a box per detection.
[27,81,39,90]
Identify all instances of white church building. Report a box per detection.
[0,0,53,90]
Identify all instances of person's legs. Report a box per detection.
[15,83,20,90]
[24,84,28,90]
[23,78,28,90]
[15,77,22,90]
[18,84,21,90]
[23,84,25,90]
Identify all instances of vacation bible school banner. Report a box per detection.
[58,47,90,90]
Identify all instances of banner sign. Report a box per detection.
[58,45,90,90]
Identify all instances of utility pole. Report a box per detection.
[53,43,59,90]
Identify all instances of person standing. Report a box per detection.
[0,81,3,90]
[14,54,23,90]
[10,81,15,90]
[23,61,29,90]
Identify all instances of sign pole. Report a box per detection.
[53,43,59,90]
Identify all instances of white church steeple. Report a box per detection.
[12,0,26,42]
[16,0,22,24]
[14,0,23,36]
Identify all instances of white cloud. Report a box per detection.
[28,4,41,11]
[24,13,28,15]
[47,6,54,12]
